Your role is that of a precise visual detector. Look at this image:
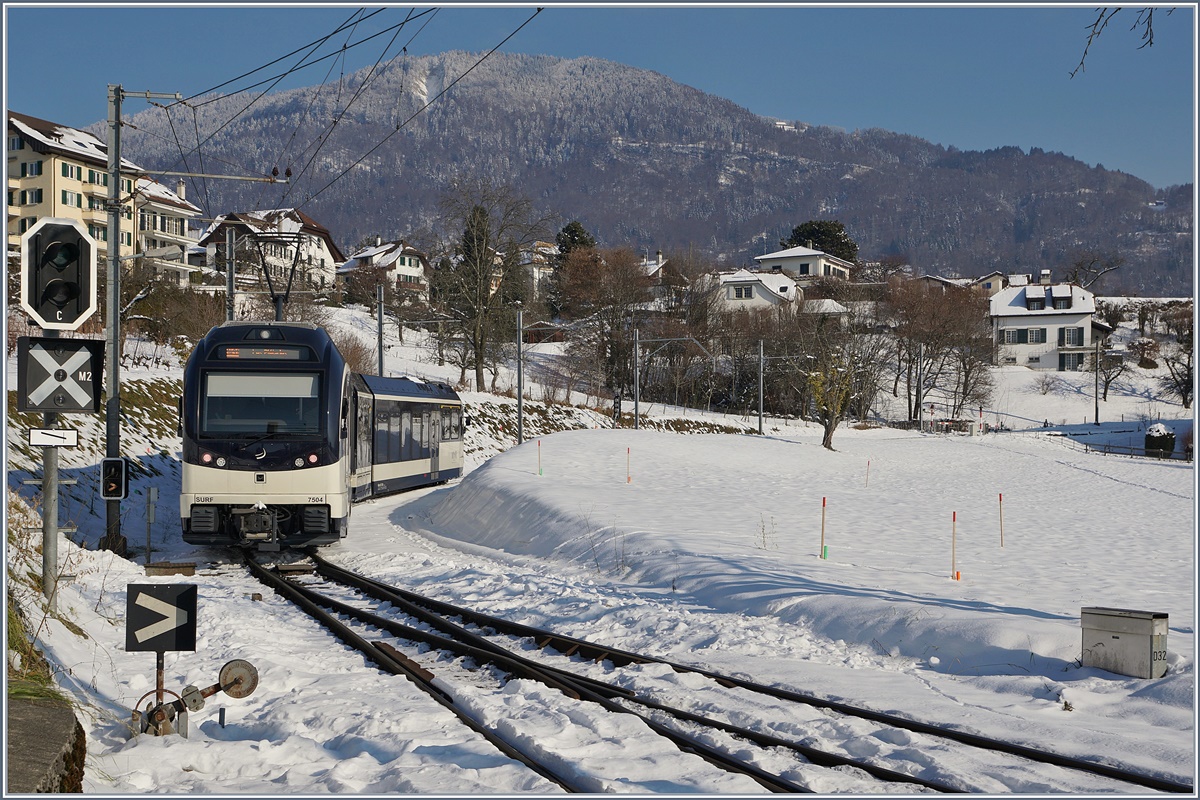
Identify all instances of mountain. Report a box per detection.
[112,51,1192,295]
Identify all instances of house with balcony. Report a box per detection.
[8,110,142,259]
[339,237,430,303]
[134,178,203,284]
[9,111,202,280]
[753,244,853,287]
[197,209,345,291]
[990,272,1101,371]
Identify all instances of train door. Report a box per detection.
[350,388,374,501]
[429,408,440,478]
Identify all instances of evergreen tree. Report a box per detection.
[548,220,597,318]
[781,220,859,264]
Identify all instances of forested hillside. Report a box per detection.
[111,51,1191,295]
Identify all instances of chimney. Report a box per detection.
[656,250,663,268]
[376,236,382,247]
[176,179,186,200]
[1039,269,1052,285]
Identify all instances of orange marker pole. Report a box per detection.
[952,511,958,579]
[864,459,871,488]
[627,447,631,484]
[538,439,543,476]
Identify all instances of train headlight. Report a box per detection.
[294,458,304,468]
[215,456,227,467]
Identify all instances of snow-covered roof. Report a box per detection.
[802,298,849,315]
[198,208,345,262]
[754,245,854,269]
[135,177,202,215]
[340,240,425,274]
[8,110,142,172]
[991,284,1096,317]
[718,269,798,302]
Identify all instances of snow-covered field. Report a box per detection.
[5,307,1195,793]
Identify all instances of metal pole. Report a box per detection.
[103,84,126,555]
[915,342,924,430]
[517,308,524,445]
[376,284,385,376]
[225,227,235,321]
[41,411,59,612]
[145,486,157,566]
[1094,335,1101,425]
[633,327,640,430]
[758,339,764,435]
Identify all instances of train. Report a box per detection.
[178,321,464,551]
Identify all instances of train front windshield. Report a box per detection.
[201,372,323,436]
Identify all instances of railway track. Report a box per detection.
[243,550,1194,794]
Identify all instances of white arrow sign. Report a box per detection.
[133,592,191,643]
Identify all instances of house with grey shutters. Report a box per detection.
[989,271,1100,371]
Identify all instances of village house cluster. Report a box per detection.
[10,111,1107,372]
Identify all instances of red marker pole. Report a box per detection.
[538,439,543,476]
[627,447,631,484]
[864,459,870,488]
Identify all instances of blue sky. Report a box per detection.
[4,4,1196,188]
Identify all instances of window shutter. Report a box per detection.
[1017,329,1028,344]
[1040,328,1047,343]
[1058,353,1067,371]
[1057,327,1066,347]
[1077,327,1085,346]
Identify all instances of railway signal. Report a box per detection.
[101,457,129,501]
[19,218,98,331]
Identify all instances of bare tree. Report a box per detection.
[560,246,653,395]
[1062,251,1125,291]
[1072,7,1168,78]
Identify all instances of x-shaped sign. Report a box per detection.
[16,336,104,414]
[27,343,93,407]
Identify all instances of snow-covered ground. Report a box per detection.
[5,307,1195,793]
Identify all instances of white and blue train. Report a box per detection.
[179,322,463,551]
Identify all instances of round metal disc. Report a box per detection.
[218,659,259,699]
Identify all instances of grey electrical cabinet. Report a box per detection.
[1081,607,1168,679]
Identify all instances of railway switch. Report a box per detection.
[132,659,259,738]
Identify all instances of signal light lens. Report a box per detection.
[201,452,213,463]
[308,454,318,464]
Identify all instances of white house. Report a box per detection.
[711,269,801,313]
[134,178,203,285]
[339,238,429,303]
[197,209,345,291]
[990,275,1099,371]
[753,244,853,286]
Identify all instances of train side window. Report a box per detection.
[374,412,388,462]
[388,411,401,462]
[421,411,431,452]
[402,412,414,461]
[451,409,461,439]
[442,413,450,440]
